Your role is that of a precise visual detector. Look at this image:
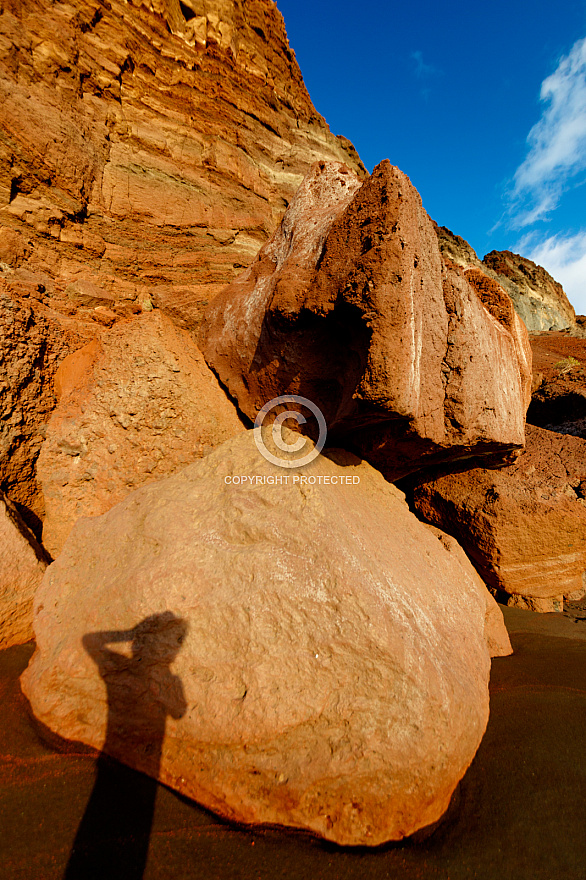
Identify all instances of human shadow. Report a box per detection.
[64,612,188,880]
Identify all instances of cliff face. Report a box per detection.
[436,227,578,334]
[0,0,365,330]
[0,0,365,526]
[483,250,577,334]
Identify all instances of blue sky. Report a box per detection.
[276,0,586,314]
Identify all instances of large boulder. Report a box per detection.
[22,429,500,846]
[423,524,511,657]
[409,424,586,612]
[0,491,48,649]
[37,310,244,557]
[199,160,532,481]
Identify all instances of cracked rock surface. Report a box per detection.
[200,160,532,481]
[0,279,96,530]
[37,309,244,557]
[409,424,586,610]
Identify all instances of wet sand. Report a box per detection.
[0,606,584,880]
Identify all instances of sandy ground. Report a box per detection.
[0,605,584,880]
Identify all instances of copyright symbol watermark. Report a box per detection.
[254,395,327,469]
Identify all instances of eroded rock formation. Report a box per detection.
[0,0,365,333]
[0,279,96,532]
[409,424,586,612]
[22,429,498,846]
[0,491,48,649]
[37,310,245,557]
[528,334,586,439]
[436,227,578,334]
[200,160,532,481]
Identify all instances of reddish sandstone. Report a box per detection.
[200,160,532,480]
[37,310,244,557]
[410,424,586,610]
[23,430,497,846]
[0,491,48,649]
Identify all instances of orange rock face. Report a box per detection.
[200,160,532,481]
[0,0,364,331]
[23,431,494,846]
[37,310,245,557]
[0,491,48,649]
[0,279,96,532]
[410,424,586,610]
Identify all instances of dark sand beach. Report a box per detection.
[1,605,584,880]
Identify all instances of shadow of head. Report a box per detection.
[130,612,188,665]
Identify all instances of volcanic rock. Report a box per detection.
[436,227,578,334]
[22,429,496,846]
[0,279,96,532]
[200,160,532,481]
[409,424,586,611]
[528,334,586,439]
[0,0,365,332]
[37,309,244,557]
[0,491,48,649]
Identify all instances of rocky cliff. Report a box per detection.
[0,0,366,524]
[436,227,578,334]
[0,0,365,331]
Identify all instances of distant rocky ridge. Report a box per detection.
[436,226,579,334]
[0,0,365,331]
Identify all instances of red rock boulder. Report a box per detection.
[0,491,48,649]
[37,310,244,557]
[200,160,532,481]
[410,424,586,611]
[23,430,497,846]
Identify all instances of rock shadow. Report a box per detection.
[64,611,188,880]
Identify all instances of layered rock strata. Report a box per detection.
[0,0,365,332]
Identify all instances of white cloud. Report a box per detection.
[518,230,586,315]
[411,50,438,79]
[511,36,586,226]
